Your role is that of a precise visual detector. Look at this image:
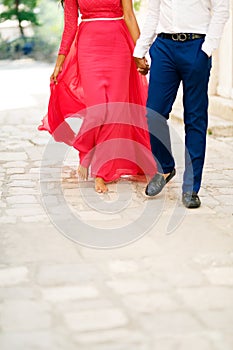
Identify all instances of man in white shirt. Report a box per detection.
[134,0,229,208]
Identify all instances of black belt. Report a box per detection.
[158,33,205,42]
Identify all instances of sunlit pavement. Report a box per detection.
[0,59,233,350]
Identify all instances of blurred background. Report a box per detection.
[0,0,63,62]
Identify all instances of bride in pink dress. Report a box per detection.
[38,0,157,193]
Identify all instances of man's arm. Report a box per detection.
[133,0,161,59]
[202,0,230,57]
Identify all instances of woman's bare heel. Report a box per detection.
[77,165,88,180]
[95,177,108,193]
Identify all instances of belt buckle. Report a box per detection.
[171,33,179,41]
[178,33,188,41]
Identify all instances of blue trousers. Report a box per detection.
[147,37,212,193]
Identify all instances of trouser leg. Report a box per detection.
[147,38,181,174]
[179,39,211,193]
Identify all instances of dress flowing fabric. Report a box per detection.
[38,0,157,182]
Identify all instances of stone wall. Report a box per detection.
[208,0,233,121]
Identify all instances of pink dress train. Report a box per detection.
[38,0,157,182]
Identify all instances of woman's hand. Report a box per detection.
[134,57,150,75]
[50,54,66,84]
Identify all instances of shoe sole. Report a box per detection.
[182,200,201,208]
[183,203,201,209]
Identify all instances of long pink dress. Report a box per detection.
[38,0,157,182]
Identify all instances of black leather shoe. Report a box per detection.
[145,168,176,196]
[182,191,201,208]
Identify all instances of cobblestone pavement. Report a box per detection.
[0,59,233,350]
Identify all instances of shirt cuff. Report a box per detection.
[201,41,213,58]
[133,45,147,59]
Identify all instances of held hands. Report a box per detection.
[50,54,66,84]
[134,57,150,75]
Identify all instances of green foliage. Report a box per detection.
[0,9,39,25]
[32,0,63,61]
[0,0,63,61]
[0,0,40,36]
[134,0,142,12]
[0,35,10,59]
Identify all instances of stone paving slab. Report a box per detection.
[0,60,233,350]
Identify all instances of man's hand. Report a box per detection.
[134,57,150,75]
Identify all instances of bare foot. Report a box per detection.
[95,177,108,193]
[77,165,88,180]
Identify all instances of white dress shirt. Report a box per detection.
[134,0,230,58]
